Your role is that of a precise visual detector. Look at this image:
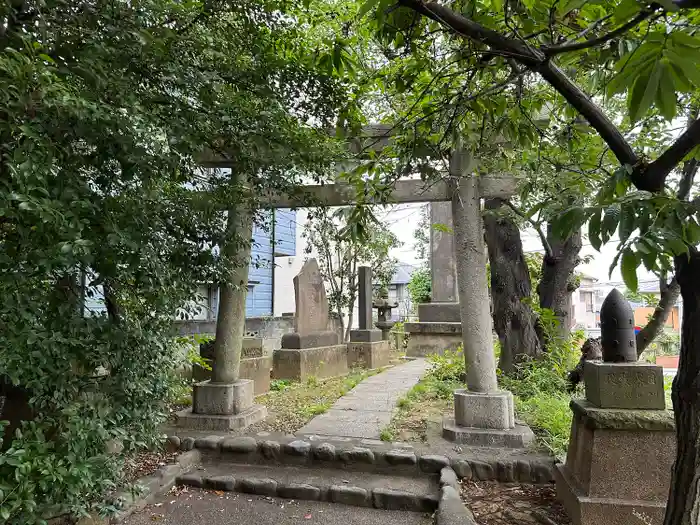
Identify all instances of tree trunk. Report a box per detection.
[212,205,252,384]
[484,199,543,374]
[637,276,681,357]
[664,249,700,525]
[537,225,582,337]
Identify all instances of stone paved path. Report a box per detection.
[298,358,429,439]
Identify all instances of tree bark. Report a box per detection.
[484,200,543,374]
[537,225,582,337]
[212,205,252,384]
[664,249,700,525]
[636,276,681,357]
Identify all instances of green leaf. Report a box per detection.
[628,59,662,123]
[671,31,700,48]
[588,209,603,251]
[618,203,636,243]
[558,0,588,16]
[621,249,639,291]
[614,0,641,22]
[655,61,677,121]
[602,204,620,243]
[357,0,380,19]
[553,207,586,241]
[665,48,700,88]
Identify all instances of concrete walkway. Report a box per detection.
[298,358,429,439]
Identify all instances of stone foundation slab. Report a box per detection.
[281,331,339,349]
[347,340,391,370]
[273,345,348,381]
[176,405,267,431]
[404,322,462,357]
[442,418,535,448]
[349,329,383,343]
[417,302,461,323]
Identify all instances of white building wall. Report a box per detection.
[273,255,304,317]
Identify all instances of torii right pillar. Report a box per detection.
[441,149,535,448]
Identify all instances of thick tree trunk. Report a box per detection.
[537,225,582,337]
[484,200,543,374]
[637,276,681,357]
[664,250,700,525]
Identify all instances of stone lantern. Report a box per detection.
[372,286,398,341]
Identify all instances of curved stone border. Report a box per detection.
[175,472,439,513]
[174,434,556,483]
[110,449,201,523]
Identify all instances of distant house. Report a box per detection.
[376,262,420,321]
[572,275,605,330]
[628,280,682,333]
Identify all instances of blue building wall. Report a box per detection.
[245,208,296,317]
[85,209,297,319]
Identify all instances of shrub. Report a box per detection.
[426,347,466,383]
[407,268,431,308]
[515,393,572,457]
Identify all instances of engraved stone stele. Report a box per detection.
[280,258,339,350]
[274,258,347,380]
[555,291,673,525]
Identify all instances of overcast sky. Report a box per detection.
[372,204,659,290]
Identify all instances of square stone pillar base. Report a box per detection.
[273,345,349,381]
[442,389,534,448]
[404,322,462,357]
[347,340,390,370]
[349,329,382,343]
[176,379,267,431]
[555,399,674,525]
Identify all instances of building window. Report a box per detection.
[582,291,594,313]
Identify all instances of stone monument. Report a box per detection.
[555,289,675,525]
[404,202,463,356]
[273,259,349,380]
[373,286,398,340]
[347,266,391,369]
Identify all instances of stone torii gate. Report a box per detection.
[180,127,533,447]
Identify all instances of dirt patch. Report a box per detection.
[461,480,571,525]
[122,449,179,484]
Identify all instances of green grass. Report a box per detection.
[380,374,463,442]
[515,393,572,458]
[254,367,387,434]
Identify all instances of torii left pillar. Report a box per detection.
[442,149,534,448]
[177,203,267,431]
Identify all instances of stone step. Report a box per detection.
[170,433,557,483]
[176,462,440,513]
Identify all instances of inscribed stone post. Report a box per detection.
[430,202,458,302]
[349,266,382,343]
[358,265,372,330]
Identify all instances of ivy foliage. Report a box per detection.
[0,0,346,522]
